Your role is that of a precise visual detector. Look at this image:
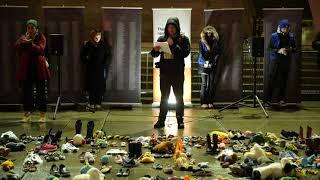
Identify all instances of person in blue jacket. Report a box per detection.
[266,19,296,105]
[198,26,222,109]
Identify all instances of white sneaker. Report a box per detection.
[201,104,208,109]
[1,131,19,141]
[62,142,79,153]
[208,104,214,109]
[20,112,31,123]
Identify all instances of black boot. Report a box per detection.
[134,142,142,158]
[206,134,213,153]
[154,118,165,129]
[85,121,94,144]
[128,142,135,158]
[75,120,82,134]
[212,134,219,154]
[177,117,184,129]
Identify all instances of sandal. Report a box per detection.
[122,168,130,177]
[152,163,163,170]
[50,164,60,177]
[117,168,123,177]
[23,161,37,172]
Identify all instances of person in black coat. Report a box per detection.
[81,29,111,109]
[312,32,320,66]
[151,17,191,129]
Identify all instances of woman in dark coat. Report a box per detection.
[81,29,110,109]
[198,26,222,109]
[15,19,50,123]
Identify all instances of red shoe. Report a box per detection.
[35,143,58,152]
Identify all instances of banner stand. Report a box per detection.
[102,7,142,106]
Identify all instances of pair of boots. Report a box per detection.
[299,126,312,143]
[20,112,46,123]
[75,120,95,144]
[154,117,184,129]
[206,133,219,154]
[43,128,62,145]
[128,142,142,159]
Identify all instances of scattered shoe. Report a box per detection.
[34,143,57,152]
[61,142,79,153]
[59,164,70,177]
[50,164,60,177]
[163,164,173,174]
[6,142,26,152]
[122,168,130,177]
[0,146,10,157]
[122,157,138,168]
[100,165,112,174]
[152,163,163,170]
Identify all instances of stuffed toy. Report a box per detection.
[139,152,155,163]
[252,158,296,180]
[100,155,111,165]
[174,151,194,171]
[93,131,104,139]
[73,167,104,180]
[244,144,268,160]
[210,131,229,144]
[216,149,238,168]
[153,141,175,154]
[1,160,14,171]
[73,134,86,146]
[80,162,94,174]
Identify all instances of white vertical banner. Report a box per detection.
[152,8,192,106]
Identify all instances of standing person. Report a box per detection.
[151,17,190,129]
[266,19,296,105]
[312,32,320,66]
[15,19,50,123]
[198,26,222,109]
[81,29,110,109]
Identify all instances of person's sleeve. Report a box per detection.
[31,34,46,55]
[80,43,87,64]
[268,36,279,53]
[151,37,162,58]
[173,36,191,58]
[312,32,320,51]
[15,36,24,50]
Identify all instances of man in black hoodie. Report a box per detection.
[151,17,190,129]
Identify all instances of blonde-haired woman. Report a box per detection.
[198,26,222,109]
[81,29,111,109]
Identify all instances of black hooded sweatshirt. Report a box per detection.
[151,17,191,75]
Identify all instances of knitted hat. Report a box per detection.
[279,19,289,29]
[26,19,38,28]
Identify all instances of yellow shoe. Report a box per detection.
[39,112,46,123]
[20,112,31,123]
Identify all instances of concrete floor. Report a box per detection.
[0,102,319,179]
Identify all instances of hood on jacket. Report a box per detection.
[277,19,290,33]
[200,25,219,51]
[164,17,181,38]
